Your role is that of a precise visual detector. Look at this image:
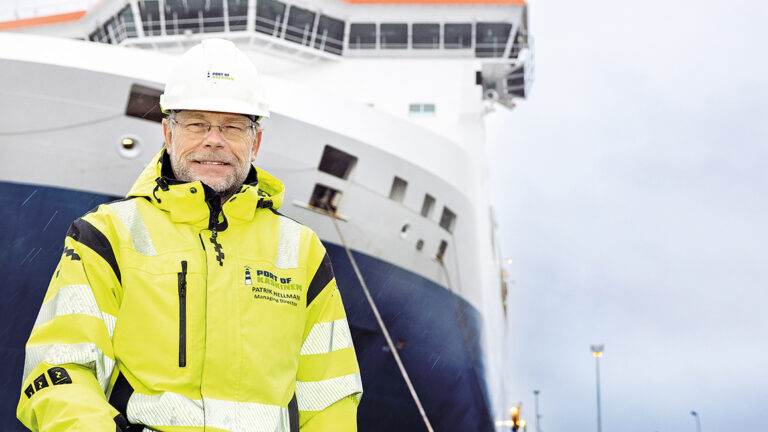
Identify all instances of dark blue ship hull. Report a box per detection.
[0,181,493,431]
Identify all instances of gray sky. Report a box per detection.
[488,0,768,430]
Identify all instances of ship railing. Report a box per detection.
[253,15,344,55]
[92,11,524,61]
[345,38,515,59]
[104,14,344,57]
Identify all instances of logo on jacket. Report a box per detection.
[47,367,72,386]
[25,367,74,399]
[245,266,252,285]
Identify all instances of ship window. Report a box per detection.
[89,27,106,43]
[444,23,471,49]
[412,23,439,49]
[256,0,286,36]
[117,6,137,39]
[439,207,456,232]
[165,0,202,35]
[228,0,248,31]
[318,145,357,180]
[380,23,407,49]
[510,30,524,58]
[436,240,448,262]
[138,0,161,36]
[507,70,525,88]
[315,15,344,55]
[309,184,342,213]
[125,84,164,123]
[408,103,436,117]
[109,15,125,44]
[389,176,407,203]
[421,194,435,218]
[349,23,376,49]
[107,16,123,43]
[102,18,117,44]
[201,0,225,33]
[476,22,512,58]
[285,6,316,46]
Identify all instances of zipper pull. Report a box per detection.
[178,260,187,296]
[209,228,224,266]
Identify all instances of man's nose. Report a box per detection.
[202,125,226,147]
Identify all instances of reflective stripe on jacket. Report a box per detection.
[17,149,362,431]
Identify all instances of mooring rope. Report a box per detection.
[324,207,435,432]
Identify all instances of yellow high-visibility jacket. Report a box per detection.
[17,149,362,431]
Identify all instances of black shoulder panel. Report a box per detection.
[67,218,121,285]
[306,253,334,306]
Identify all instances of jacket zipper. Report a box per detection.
[177,260,187,368]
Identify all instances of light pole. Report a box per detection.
[590,344,604,432]
[691,411,702,432]
[533,390,541,432]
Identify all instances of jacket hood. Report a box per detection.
[127,148,285,226]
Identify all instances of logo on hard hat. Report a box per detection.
[207,70,234,81]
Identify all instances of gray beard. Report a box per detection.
[169,137,251,199]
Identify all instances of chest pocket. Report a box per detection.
[238,215,307,355]
[238,215,306,308]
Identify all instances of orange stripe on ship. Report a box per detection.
[340,0,526,4]
[0,10,87,31]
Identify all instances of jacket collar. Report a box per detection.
[126,148,286,228]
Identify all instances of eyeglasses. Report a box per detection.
[171,118,257,141]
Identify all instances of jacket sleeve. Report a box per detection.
[297,235,362,431]
[17,217,122,431]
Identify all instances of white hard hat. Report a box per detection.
[160,38,270,119]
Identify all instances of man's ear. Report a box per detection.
[251,129,262,162]
[162,118,173,154]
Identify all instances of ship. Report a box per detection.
[0,1,533,430]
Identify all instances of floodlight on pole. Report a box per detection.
[691,410,702,432]
[590,345,604,432]
[533,390,541,432]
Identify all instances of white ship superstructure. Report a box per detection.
[0,1,532,430]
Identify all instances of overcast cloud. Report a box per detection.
[488,0,768,430]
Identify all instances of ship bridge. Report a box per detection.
[1,0,533,108]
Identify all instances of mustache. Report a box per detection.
[185,152,237,165]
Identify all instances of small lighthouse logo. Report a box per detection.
[244,267,252,285]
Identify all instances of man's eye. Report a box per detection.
[184,123,208,132]
[224,124,246,132]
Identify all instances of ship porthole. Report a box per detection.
[400,222,411,239]
[118,135,141,159]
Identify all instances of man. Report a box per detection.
[17,38,362,431]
